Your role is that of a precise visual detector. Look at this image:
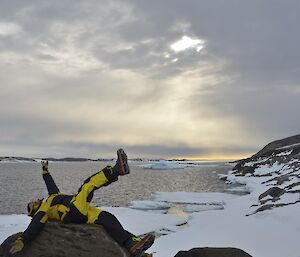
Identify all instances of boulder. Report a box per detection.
[0,221,130,257]
[174,247,252,257]
[258,187,285,202]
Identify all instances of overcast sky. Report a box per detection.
[0,0,299,159]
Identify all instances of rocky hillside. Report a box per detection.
[229,134,300,214]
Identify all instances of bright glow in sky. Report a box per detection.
[0,22,21,36]
[170,36,205,52]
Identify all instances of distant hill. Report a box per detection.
[0,157,114,162]
[234,134,300,171]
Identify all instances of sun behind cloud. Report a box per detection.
[170,36,205,52]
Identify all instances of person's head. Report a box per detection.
[27,198,43,217]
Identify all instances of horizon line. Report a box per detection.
[0,154,251,162]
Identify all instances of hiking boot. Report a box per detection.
[115,148,130,176]
[125,234,155,257]
[142,253,153,257]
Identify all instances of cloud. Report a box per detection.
[0,22,21,36]
[0,0,299,158]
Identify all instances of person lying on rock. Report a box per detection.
[9,149,154,257]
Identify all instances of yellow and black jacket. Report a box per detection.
[22,172,73,243]
[22,193,73,243]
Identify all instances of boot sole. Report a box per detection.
[130,234,155,257]
[117,149,130,176]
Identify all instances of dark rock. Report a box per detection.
[248,200,300,215]
[288,190,300,194]
[0,222,130,257]
[258,187,285,202]
[284,181,300,190]
[263,174,291,185]
[174,247,252,257]
[233,166,255,176]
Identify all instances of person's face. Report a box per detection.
[27,199,41,216]
[28,199,37,209]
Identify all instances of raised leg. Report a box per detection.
[71,166,118,217]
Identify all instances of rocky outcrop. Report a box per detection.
[174,247,252,257]
[233,134,300,176]
[228,134,300,214]
[253,134,300,158]
[0,222,130,257]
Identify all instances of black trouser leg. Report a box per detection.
[94,211,134,246]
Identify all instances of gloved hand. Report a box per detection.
[9,237,24,255]
[41,160,49,174]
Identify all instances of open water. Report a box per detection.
[0,161,233,215]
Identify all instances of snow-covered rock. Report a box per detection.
[226,134,300,214]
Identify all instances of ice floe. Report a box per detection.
[154,191,238,205]
[130,200,171,210]
[142,160,187,169]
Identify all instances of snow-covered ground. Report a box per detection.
[1,162,299,257]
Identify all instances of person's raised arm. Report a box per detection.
[41,161,60,195]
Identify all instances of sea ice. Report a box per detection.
[130,200,171,210]
[225,186,251,194]
[183,204,224,212]
[154,191,238,205]
[143,160,187,170]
